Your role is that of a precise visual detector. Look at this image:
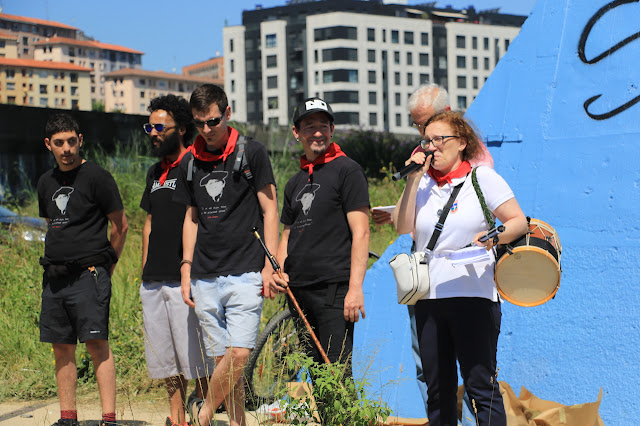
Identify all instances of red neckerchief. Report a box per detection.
[299,142,346,179]
[191,126,239,163]
[428,160,472,187]
[158,146,193,185]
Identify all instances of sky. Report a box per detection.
[2,0,537,73]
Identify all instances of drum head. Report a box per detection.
[495,246,560,307]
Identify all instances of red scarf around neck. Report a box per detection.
[191,126,239,163]
[299,142,347,178]
[159,146,193,185]
[428,160,471,186]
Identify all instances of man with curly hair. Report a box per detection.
[140,94,213,426]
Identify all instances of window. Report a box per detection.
[404,31,414,45]
[230,59,235,72]
[6,82,15,90]
[334,111,360,125]
[382,29,386,43]
[484,37,489,50]
[394,72,400,85]
[484,57,490,70]
[266,55,277,68]
[419,73,430,84]
[472,56,478,70]
[40,97,48,106]
[407,52,413,65]
[266,34,277,48]
[457,96,467,109]
[419,53,429,66]
[6,69,14,78]
[391,30,399,44]
[314,50,318,63]
[323,90,359,104]
[456,56,466,69]
[457,76,467,89]
[368,49,376,63]
[70,73,78,83]
[438,56,447,69]
[267,75,277,89]
[421,32,429,46]
[407,72,413,86]
[229,39,234,52]
[369,112,377,126]
[39,84,47,94]
[472,37,478,50]
[394,51,400,65]
[368,28,375,42]
[473,76,478,89]
[395,113,402,127]
[505,39,510,51]
[368,70,376,84]
[314,26,357,41]
[322,48,358,62]
[368,91,377,105]
[268,118,279,127]
[395,93,401,106]
[140,91,145,98]
[231,80,235,93]
[323,69,358,83]
[456,35,466,49]
[268,96,278,109]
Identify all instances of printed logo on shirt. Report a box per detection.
[200,171,228,202]
[52,186,74,214]
[450,201,458,213]
[150,178,177,193]
[295,183,321,215]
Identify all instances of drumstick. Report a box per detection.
[465,224,505,247]
[251,227,332,365]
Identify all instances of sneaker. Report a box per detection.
[187,396,204,426]
[52,420,80,426]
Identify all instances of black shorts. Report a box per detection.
[40,266,111,344]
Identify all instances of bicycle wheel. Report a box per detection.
[245,308,301,409]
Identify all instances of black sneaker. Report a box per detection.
[52,420,80,426]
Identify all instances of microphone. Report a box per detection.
[392,152,434,181]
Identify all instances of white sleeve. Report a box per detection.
[474,166,514,212]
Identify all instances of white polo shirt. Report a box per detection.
[414,166,514,301]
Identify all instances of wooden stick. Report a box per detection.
[252,228,331,364]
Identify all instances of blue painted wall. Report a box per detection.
[354,1,640,423]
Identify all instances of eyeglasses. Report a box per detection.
[193,116,223,129]
[143,123,175,134]
[411,121,426,131]
[420,135,458,148]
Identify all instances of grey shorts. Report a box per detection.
[140,281,214,379]
[191,272,263,358]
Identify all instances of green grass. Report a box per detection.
[0,126,406,402]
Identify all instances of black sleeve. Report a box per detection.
[173,152,195,206]
[247,140,276,192]
[37,174,48,219]
[280,176,296,226]
[95,167,123,215]
[139,165,154,213]
[340,163,370,213]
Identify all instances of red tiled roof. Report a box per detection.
[105,68,223,85]
[33,36,144,55]
[0,13,78,31]
[0,30,18,39]
[0,57,91,72]
[182,56,224,73]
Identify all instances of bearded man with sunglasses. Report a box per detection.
[174,84,278,426]
[139,94,213,426]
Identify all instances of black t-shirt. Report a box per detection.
[281,156,370,287]
[37,161,123,263]
[173,137,276,279]
[140,163,185,281]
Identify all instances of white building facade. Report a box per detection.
[223,1,524,133]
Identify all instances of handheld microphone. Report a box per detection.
[392,152,434,181]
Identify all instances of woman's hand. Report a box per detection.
[405,151,432,178]
[472,231,498,251]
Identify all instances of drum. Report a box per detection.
[495,218,562,307]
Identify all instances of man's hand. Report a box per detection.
[180,264,195,308]
[344,287,365,322]
[261,263,276,299]
[267,271,289,300]
[371,208,393,225]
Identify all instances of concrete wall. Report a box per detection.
[354,0,640,423]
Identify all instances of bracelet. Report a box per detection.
[180,259,192,267]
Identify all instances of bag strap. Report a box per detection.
[232,136,254,181]
[471,167,495,228]
[425,180,465,251]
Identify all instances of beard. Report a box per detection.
[150,131,181,157]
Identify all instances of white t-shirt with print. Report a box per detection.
[414,166,514,301]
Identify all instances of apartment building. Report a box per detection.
[223,0,525,132]
[0,57,91,110]
[33,37,143,103]
[183,56,224,80]
[0,12,78,58]
[104,68,222,114]
[0,30,18,58]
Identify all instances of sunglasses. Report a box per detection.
[143,123,175,134]
[193,116,223,128]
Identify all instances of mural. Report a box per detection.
[355,0,640,423]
